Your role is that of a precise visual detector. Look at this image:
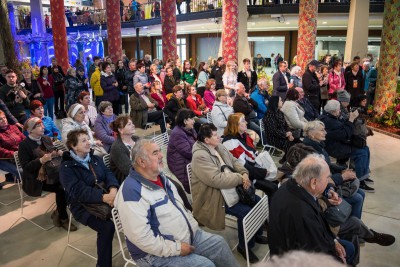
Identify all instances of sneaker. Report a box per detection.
[360,181,375,192]
[365,230,395,246]
[364,178,374,184]
[255,235,268,244]
[237,246,259,263]
[51,210,61,227]
[61,219,78,231]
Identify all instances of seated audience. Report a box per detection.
[319,100,374,192]
[250,77,270,120]
[77,91,97,128]
[60,129,119,267]
[94,101,117,153]
[281,89,308,135]
[203,79,217,110]
[114,139,239,267]
[211,89,234,137]
[263,96,296,163]
[18,117,76,231]
[295,87,319,121]
[268,154,355,265]
[29,100,61,140]
[0,110,25,188]
[186,85,209,124]
[150,81,167,110]
[222,113,278,202]
[191,123,267,263]
[164,85,186,129]
[167,109,197,193]
[129,82,166,133]
[0,98,22,128]
[62,103,103,148]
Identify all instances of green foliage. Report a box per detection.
[376,93,400,128]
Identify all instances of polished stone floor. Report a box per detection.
[0,131,399,267]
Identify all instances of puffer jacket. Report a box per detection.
[114,170,198,261]
[210,101,234,136]
[90,67,103,96]
[100,71,119,102]
[191,141,247,231]
[93,114,117,153]
[133,71,149,88]
[167,126,197,193]
[250,86,270,119]
[60,151,119,225]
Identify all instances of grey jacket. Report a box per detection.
[211,101,234,136]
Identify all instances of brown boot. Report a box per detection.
[61,218,78,231]
[51,210,61,227]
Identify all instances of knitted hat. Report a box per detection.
[29,100,43,111]
[23,117,42,132]
[337,90,350,103]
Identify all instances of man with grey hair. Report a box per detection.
[114,139,239,267]
[268,154,355,265]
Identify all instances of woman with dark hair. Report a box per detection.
[60,129,119,267]
[93,101,117,153]
[186,85,209,124]
[181,60,198,88]
[329,60,345,98]
[263,96,296,163]
[197,62,209,97]
[18,117,76,231]
[167,109,197,193]
[115,60,129,114]
[222,113,278,202]
[203,79,217,110]
[164,85,186,129]
[37,66,55,117]
[281,88,307,134]
[345,62,364,105]
[100,62,120,115]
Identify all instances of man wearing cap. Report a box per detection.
[336,90,351,122]
[302,60,321,112]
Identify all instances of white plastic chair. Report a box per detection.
[67,211,97,260]
[53,140,68,152]
[11,151,55,231]
[151,132,169,151]
[243,195,270,267]
[206,112,213,124]
[111,208,137,267]
[259,119,278,154]
[103,154,111,168]
[0,168,23,206]
[144,122,156,137]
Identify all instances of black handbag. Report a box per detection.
[236,184,257,207]
[80,164,112,221]
[337,179,360,198]
[351,135,367,148]
[324,199,352,227]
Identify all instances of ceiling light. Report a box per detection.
[322,21,327,24]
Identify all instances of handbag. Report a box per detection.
[324,199,352,227]
[337,179,360,198]
[80,164,112,221]
[236,184,257,207]
[351,135,366,148]
[255,151,278,181]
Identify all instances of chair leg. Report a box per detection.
[67,213,98,260]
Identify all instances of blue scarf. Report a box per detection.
[102,114,114,125]
[70,150,91,169]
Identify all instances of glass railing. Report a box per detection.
[14,0,385,30]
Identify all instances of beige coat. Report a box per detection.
[191,141,248,231]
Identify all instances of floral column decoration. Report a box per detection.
[374,0,400,115]
[50,0,69,73]
[222,0,239,63]
[106,0,122,63]
[161,0,177,62]
[296,0,318,72]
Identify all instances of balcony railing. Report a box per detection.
[14,0,385,31]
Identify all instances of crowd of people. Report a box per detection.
[0,51,395,267]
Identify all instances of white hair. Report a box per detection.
[304,120,325,137]
[293,154,327,187]
[324,100,340,114]
[290,66,302,76]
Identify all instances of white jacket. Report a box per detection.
[281,100,308,130]
[211,101,234,136]
[61,118,95,145]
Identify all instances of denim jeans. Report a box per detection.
[44,97,55,119]
[338,238,356,265]
[225,195,263,250]
[350,146,370,181]
[343,189,365,219]
[135,229,239,267]
[0,160,19,177]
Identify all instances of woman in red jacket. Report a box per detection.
[37,66,55,118]
[185,85,209,124]
[150,81,167,110]
[0,110,25,188]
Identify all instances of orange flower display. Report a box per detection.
[222,0,239,63]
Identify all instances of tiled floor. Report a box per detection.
[0,131,399,267]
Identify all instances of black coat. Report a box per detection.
[263,109,294,152]
[272,71,288,100]
[210,65,224,89]
[164,75,177,95]
[268,179,336,257]
[319,111,354,160]
[163,96,186,128]
[232,95,258,123]
[237,70,257,93]
[302,69,321,110]
[344,70,364,105]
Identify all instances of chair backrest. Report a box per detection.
[152,132,169,151]
[186,163,193,193]
[103,154,111,168]
[243,195,269,267]
[206,112,213,124]
[111,208,136,265]
[54,140,68,152]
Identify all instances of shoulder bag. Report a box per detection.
[324,199,352,227]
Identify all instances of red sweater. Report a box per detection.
[186,94,204,116]
[37,75,55,99]
[0,124,26,158]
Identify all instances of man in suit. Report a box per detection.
[272,61,293,100]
